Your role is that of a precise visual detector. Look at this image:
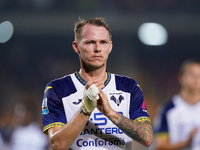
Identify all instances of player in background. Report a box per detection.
[154,58,200,150]
[42,17,153,150]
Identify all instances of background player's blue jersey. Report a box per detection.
[42,71,150,150]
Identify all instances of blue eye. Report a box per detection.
[87,41,94,44]
[101,41,107,44]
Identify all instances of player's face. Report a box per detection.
[74,24,112,71]
[180,63,200,92]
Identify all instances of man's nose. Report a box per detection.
[94,43,101,52]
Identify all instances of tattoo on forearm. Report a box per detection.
[113,114,153,143]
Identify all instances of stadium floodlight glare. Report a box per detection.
[138,22,168,46]
[0,21,14,43]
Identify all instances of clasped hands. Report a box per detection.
[81,77,112,116]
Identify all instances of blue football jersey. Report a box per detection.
[42,71,150,150]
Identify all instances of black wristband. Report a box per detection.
[80,108,91,116]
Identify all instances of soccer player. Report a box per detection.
[42,17,153,150]
[154,58,200,150]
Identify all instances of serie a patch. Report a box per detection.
[42,98,49,115]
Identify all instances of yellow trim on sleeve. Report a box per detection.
[134,116,151,123]
[137,84,142,90]
[155,132,169,140]
[43,122,65,135]
[44,86,52,93]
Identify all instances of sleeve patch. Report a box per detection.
[42,98,49,115]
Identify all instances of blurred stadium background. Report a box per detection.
[0,0,200,149]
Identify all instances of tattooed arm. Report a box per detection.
[111,112,153,147]
[97,90,153,147]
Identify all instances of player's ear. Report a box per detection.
[72,41,80,54]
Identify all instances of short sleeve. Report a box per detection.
[42,82,67,134]
[129,83,151,123]
[154,100,174,140]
